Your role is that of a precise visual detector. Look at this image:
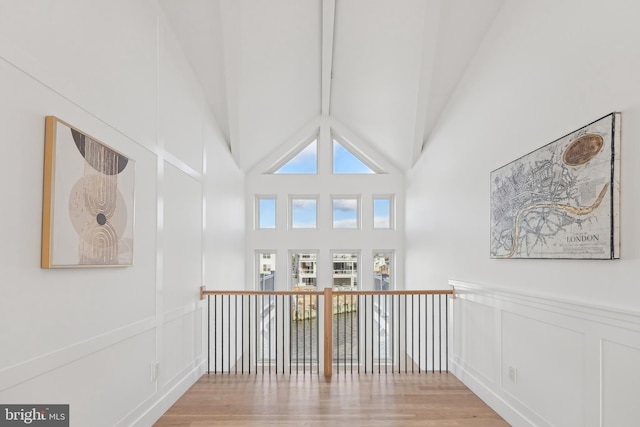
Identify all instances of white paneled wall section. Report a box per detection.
[450,281,640,427]
[0,1,244,426]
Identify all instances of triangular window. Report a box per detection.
[333,139,375,174]
[274,139,317,174]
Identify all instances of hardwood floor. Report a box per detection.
[154,373,509,426]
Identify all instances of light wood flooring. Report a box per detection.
[154,373,509,426]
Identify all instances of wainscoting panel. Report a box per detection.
[601,339,640,426]
[449,280,640,427]
[501,311,584,426]
[452,298,498,385]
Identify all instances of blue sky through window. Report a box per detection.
[275,140,317,174]
[373,198,391,229]
[259,197,276,228]
[333,198,358,229]
[292,198,317,228]
[333,140,375,174]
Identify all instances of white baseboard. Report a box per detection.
[123,360,206,427]
[450,358,538,426]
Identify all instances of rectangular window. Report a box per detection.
[289,251,319,363]
[290,251,318,290]
[373,250,393,363]
[373,251,393,290]
[290,196,317,229]
[332,251,359,363]
[373,196,393,229]
[257,251,276,290]
[332,197,359,229]
[257,196,276,229]
[332,252,359,290]
[256,251,276,363]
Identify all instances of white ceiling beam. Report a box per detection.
[410,0,442,168]
[219,0,241,166]
[418,0,507,167]
[321,0,336,116]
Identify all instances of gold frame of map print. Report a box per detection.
[41,116,135,268]
[490,112,620,260]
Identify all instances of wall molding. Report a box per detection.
[450,280,640,332]
[0,317,156,392]
[120,359,206,427]
[0,297,205,393]
[163,301,202,325]
[449,279,640,427]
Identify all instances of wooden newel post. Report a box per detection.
[324,287,333,378]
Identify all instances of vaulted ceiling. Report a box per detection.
[159,0,505,172]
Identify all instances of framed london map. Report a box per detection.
[490,113,620,259]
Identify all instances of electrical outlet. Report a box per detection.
[151,361,160,382]
[508,366,517,384]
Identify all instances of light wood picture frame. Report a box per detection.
[42,116,135,268]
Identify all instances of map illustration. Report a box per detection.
[490,113,620,259]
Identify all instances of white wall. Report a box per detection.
[0,1,244,426]
[407,0,640,305]
[406,0,640,425]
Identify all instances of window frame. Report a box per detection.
[331,195,361,230]
[272,137,318,175]
[256,195,277,230]
[331,250,361,291]
[331,138,377,174]
[373,195,394,230]
[256,250,277,291]
[288,250,319,290]
[289,195,319,230]
[373,250,394,291]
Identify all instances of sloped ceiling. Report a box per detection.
[160,0,505,172]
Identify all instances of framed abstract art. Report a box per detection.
[41,116,135,268]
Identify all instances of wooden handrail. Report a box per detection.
[200,287,324,300]
[200,286,454,300]
[333,290,454,296]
